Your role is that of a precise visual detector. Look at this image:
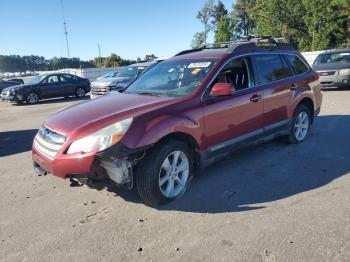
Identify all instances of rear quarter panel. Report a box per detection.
[288,70,322,118]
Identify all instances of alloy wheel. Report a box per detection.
[27,93,38,104]
[158,151,189,198]
[294,111,309,141]
[76,87,85,97]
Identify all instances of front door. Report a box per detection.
[39,75,61,98]
[203,56,264,152]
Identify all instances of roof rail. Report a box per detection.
[175,37,295,57]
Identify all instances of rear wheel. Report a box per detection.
[136,140,193,206]
[75,87,86,98]
[25,92,39,104]
[287,105,311,144]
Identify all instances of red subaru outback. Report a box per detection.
[32,38,322,206]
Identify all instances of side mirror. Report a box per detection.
[210,83,235,97]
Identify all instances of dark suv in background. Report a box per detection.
[1,73,90,104]
[33,38,322,206]
[313,49,350,89]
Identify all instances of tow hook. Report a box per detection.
[33,162,47,176]
[69,177,91,187]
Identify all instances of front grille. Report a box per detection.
[33,127,66,160]
[318,71,336,76]
[91,84,110,96]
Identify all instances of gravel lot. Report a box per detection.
[0,91,350,262]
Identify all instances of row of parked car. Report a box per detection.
[0,60,162,104]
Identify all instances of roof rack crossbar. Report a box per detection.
[175,37,295,57]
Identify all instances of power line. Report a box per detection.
[60,0,70,58]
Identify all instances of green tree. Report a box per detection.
[144,54,157,61]
[191,32,206,48]
[196,0,215,44]
[104,53,122,67]
[214,16,232,42]
[212,1,228,29]
[302,0,348,50]
[231,0,256,36]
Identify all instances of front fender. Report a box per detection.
[122,113,203,150]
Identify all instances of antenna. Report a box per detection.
[60,0,70,58]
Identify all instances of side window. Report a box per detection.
[214,56,254,91]
[254,55,293,84]
[43,75,59,84]
[60,75,72,82]
[284,55,309,75]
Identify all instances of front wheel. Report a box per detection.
[25,92,39,104]
[75,87,86,98]
[287,105,311,144]
[136,140,193,206]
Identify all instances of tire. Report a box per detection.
[287,104,311,144]
[25,92,39,104]
[136,140,194,206]
[75,87,86,98]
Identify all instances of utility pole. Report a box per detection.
[60,0,70,58]
[98,44,102,67]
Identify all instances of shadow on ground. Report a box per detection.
[96,115,350,213]
[0,129,38,157]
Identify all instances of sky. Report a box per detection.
[0,0,235,61]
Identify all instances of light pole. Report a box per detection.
[60,0,70,58]
[98,44,102,67]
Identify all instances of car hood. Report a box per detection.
[1,84,25,92]
[92,76,131,84]
[313,63,350,71]
[44,93,180,137]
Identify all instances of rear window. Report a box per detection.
[284,55,309,75]
[254,54,293,84]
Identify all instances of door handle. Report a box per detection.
[290,83,297,90]
[250,94,262,103]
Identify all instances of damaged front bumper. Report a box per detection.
[32,142,148,188]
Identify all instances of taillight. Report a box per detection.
[314,72,320,81]
[85,79,90,85]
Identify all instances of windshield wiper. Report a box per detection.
[136,92,164,97]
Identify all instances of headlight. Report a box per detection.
[339,69,350,75]
[67,118,133,154]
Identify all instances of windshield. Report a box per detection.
[126,58,218,97]
[117,66,139,77]
[27,75,45,85]
[103,71,119,78]
[314,52,350,65]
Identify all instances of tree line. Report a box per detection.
[192,0,350,51]
[0,53,158,73]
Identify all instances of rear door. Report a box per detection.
[39,75,61,98]
[59,74,76,96]
[203,55,264,151]
[252,54,295,128]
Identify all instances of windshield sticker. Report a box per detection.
[191,68,202,75]
[188,62,211,68]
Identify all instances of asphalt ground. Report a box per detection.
[0,90,349,262]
